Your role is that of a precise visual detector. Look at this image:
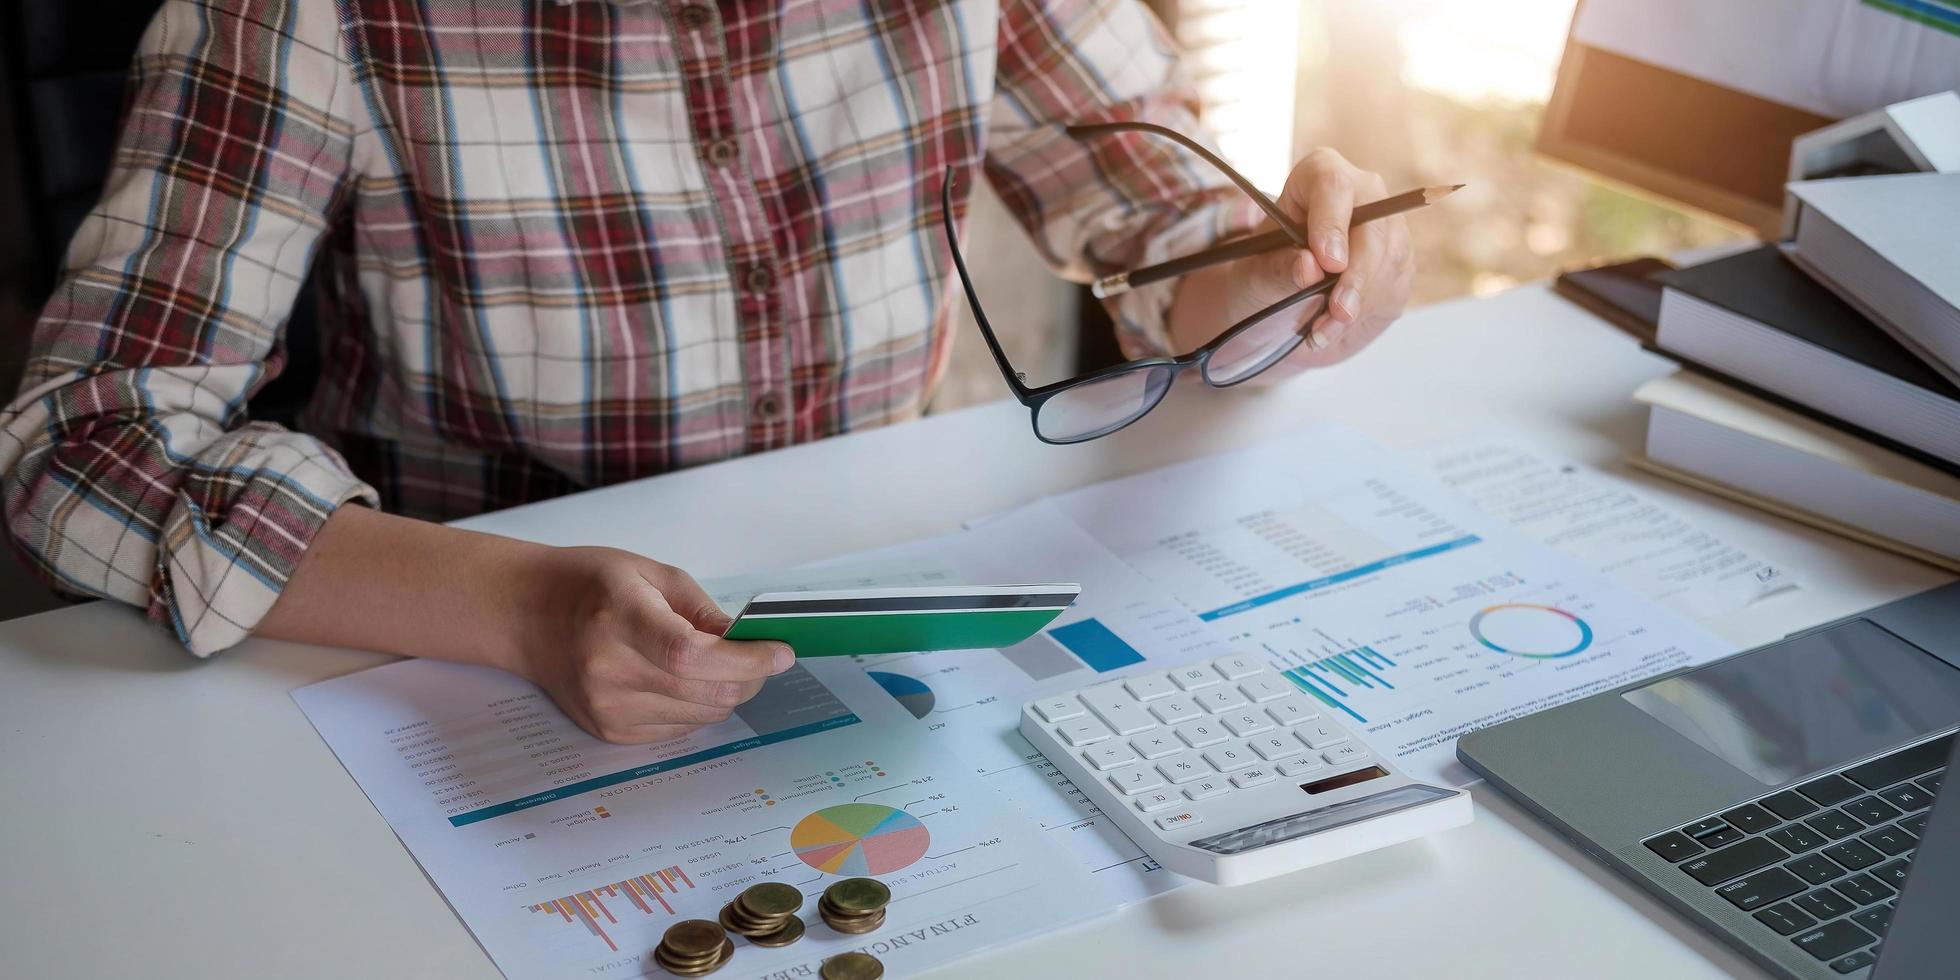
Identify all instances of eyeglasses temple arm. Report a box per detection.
[940,170,1032,398]
[1064,121,1309,249]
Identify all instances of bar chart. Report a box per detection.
[1280,647,1399,724]
[527,865,695,952]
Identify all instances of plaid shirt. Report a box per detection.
[1,0,1252,654]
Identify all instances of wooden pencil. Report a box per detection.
[1092,184,1463,298]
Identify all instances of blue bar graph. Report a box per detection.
[1280,647,1399,724]
[1049,618,1147,673]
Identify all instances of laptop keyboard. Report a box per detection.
[1642,732,1952,975]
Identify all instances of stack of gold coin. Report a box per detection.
[819,951,885,980]
[718,882,806,947]
[817,878,890,935]
[653,919,734,977]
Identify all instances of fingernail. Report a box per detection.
[773,647,796,672]
[1317,317,1348,348]
[1335,285,1361,319]
[1323,234,1348,266]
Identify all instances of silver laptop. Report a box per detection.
[1459,583,1960,980]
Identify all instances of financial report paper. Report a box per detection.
[294,658,1103,979]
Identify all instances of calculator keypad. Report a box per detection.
[1032,656,1381,827]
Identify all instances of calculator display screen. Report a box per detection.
[1187,783,1457,855]
[1622,619,1960,785]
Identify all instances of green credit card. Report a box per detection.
[723,585,1081,657]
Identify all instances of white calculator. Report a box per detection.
[1020,652,1472,885]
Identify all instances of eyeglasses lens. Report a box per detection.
[1034,365,1176,443]
[1202,292,1328,386]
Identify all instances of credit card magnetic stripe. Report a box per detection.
[738,593,1079,616]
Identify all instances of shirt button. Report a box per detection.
[745,264,775,294]
[677,3,711,29]
[754,392,784,420]
[705,138,739,167]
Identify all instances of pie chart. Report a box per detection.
[1469,603,1593,659]
[791,803,931,877]
[869,671,935,719]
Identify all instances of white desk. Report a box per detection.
[1,283,1949,979]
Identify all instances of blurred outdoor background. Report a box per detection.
[932,0,1746,412]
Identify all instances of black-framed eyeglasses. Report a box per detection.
[941,121,1336,445]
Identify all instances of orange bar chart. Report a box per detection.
[528,865,694,952]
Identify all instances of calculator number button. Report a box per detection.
[1211,654,1263,679]
[1298,722,1349,749]
[1149,698,1199,725]
[1194,688,1249,713]
[1176,721,1229,748]
[1266,698,1319,727]
[1169,665,1222,691]
[1122,675,1176,701]
[1203,745,1255,772]
[1238,676,1289,703]
[1251,734,1302,760]
[1222,711,1274,737]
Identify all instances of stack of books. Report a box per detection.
[1634,172,1960,571]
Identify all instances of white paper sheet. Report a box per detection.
[293,657,1105,980]
[1038,424,1738,785]
[1421,439,1801,618]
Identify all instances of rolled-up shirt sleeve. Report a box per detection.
[984,0,1265,359]
[0,0,376,654]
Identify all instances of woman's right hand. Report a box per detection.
[513,547,796,744]
[261,507,794,745]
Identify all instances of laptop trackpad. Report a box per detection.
[1622,620,1960,786]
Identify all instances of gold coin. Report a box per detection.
[822,908,886,935]
[818,895,881,918]
[820,951,885,980]
[747,914,806,948]
[656,937,735,977]
[655,941,723,970]
[653,952,715,976]
[718,902,760,937]
[823,878,891,914]
[738,881,805,919]
[657,944,723,967]
[661,919,727,959]
[654,955,717,977]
